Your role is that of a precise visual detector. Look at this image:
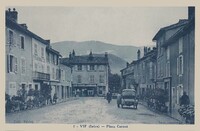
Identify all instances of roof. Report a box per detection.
[60,55,109,65]
[46,46,61,56]
[6,17,50,46]
[130,48,157,64]
[152,19,188,41]
[163,17,195,47]
[120,48,157,72]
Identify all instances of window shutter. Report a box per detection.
[7,55,10,73]
[13,31,16,47]
[15,57,18,73]
[182,56,184,75]
[177,57,179,75]
[6,29,9,45]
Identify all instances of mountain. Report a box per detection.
[92,54,127,74]
[51,40,141,63]
[51,40,142,74]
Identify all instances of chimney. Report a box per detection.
[72,49,75,57]
[188,7,195,20]
[45,40,50,44]
[137,49,141,60]
[144,47,147,56]
[89,50,93,60]
[6,8,18,22]
[20,24,28,30]
[126,62,129,67]
[148,47,151,52]
[69,52,72,59]
[105,52,108,58]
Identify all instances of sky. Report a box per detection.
[10,7,188,47]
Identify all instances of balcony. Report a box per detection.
[33,71,50,81]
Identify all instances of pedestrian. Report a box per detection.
[116,93,122,108]
[106,91,112,103]
[179,91,190,106]
[53,93,58,104]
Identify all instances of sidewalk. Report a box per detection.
[6,97,79,115]
[139,100,185,124]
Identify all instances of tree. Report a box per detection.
[108,73,121,93]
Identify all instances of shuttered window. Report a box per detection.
[7,55,17,73]
[21,58,26,74]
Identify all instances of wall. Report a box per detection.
[6,26,33,96]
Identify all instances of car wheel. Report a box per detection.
[121,104,124,108]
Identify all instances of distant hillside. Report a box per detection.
[51,40,141,63]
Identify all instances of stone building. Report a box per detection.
[152,18,189,113]
[121,47,157,97]
[59,63,73,100]
[61,50,109,97]
[5,8,72,101]
[6,8,33,96]
[159,7,195,119]
[45,45,62,101]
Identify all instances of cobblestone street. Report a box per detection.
[6,97,180,124]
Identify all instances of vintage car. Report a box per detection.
[121,89,138,109]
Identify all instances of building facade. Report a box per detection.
[61,51,109,97]
[5,8,72,102]
[121,47,157,98]
[152,19,189,113]
[160,7,195,118]
[59,63,73,100]
[45,46,62,101]
[6,8,33,96]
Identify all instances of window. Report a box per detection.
[47,66,50,74]
[8,55,17,73]
[41,47,44,58]
[65,71,68,81]
[77,75,81,83]
[149,62,153,79]
[90,75,95,83]
[20,36,25,49]
[177,85,183,104]
[90,65,95,70]
[56,69,59,80]
[9,82,17,96]
[52,55,55,64]
[61,70,64,80]
[166,46,170,60]
[34,43,38,55]
[21,84,26,90]
[46,53,50,63]
[55,55,58,65]
[99,65,105,71]
[177,55,183,76]
[21,58,26,74]
[179,37,183,54]
[78,65,82,71]
[8,30,14,45]
[99,75,104,83]
[166,61,170,77]
[35,84,38,90]
[52,68,55,79]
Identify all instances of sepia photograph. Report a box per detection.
[4,5,195,126]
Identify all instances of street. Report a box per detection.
[6,97,180,124]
